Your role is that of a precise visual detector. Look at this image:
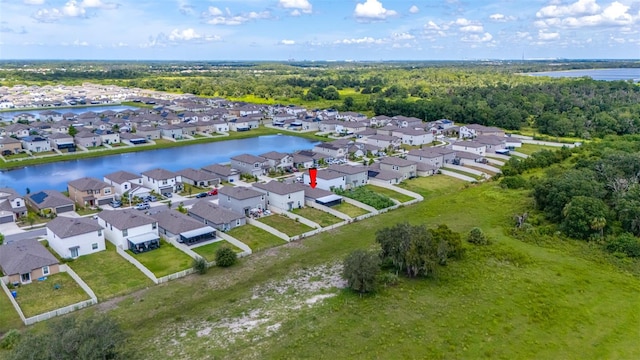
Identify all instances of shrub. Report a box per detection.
[0,330,20,350]
[215,246,238,267]
[343,249,380,294]
[192,257,208,274]
[500,175,528,189]
[467,227,490,245]
[604,233,640,257]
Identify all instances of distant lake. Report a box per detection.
[0,105,139,122]
[526,68,640,82]
[0,135,318,194]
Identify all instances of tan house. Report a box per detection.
[0,239,60,285]
[0,137,23,155]
[67,177,115,207]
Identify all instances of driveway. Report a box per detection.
[0,221,22,236]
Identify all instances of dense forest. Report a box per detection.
[1,60,639,138]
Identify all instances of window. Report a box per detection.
[236,219,241,225]
[104,188,111,194]
[86,190,92,194]
[16,201,21,207]
[70,247,79,258]
[162,180,168,185]
[124,184,129,190]
[42,266,50,275]
[122,229,128,236]
[92,243,98,250]
[152,222,157,230]
[21,273,31,283]
[98,229,102,236]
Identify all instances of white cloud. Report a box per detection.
[489,13,515,22]
[280,39,296,45]
[538,30,560,40]
[335,36,385,45]
[177,0,194,15]
[62,0,86,17]
[279,0,312,14]
[455,18,472,26]
[535,1,637,29]
[536,0,600,18]
[392,32,414,40]
[204,7,271,25]
[460,25,483,33]
[461,32,493,42]
[23,0,45,4]
[354,0,397,21]
[425,21,441,30]
[81,0,118,9]
[169,28,202,41]
[31,0,118,22]
[143,28,221,47]
[409,5,419,14]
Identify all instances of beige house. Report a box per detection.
[0,239,60,285]
[67,177,115,207]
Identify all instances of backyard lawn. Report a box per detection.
[363,184,415,203]
[127,240,193,277]
[258,214,315,236]
[517,143,562,155]
[69,242,153,300]
[227,225,287,252]
[291,207,343,227]
[332,201,369,218]
[398,175,465,200]
[192,241,243,262]
[0,289,23,333]
[13,272,90,318]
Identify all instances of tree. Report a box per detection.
[215,246,237,267]
[342,96,355,111]
[467,227,489,245]
[0,232,4,245]
[26,212,37,229]
[68,124,78,138]
[25,187,30,195]
[561,196,610,239]
[343,249,380,294]
[192,257,208,274]
[9,315,128,360]
[177,202,187,214]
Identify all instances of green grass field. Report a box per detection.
[332,201,369,218]
[192,241,243,262]
[0,288,23,334]
[363,184,415,203]
[228,225,288,252]
[68,243,153,300]
[257,214,315,236]
[13,273,90,318]
[517,143,564,155]
[127,240,193,277]
[291,207,343,227]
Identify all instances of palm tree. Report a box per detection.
[590,217,606,239]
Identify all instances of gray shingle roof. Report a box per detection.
[0,239,58,276]
[328,164,367,175]
[379,157,417,167]
[259,151,288,161]
[98,209,156,229]
[176,168,217,182]
[68,177,111,191]
[316,169,345,180]
[188,200,245,224]
[231,153,265,164]
[104,170,141,184]
[28,190,74,210]
[219,186,264,200]
[201,164,235,177]
[253,181,303,196]
[149,209,211,235]
[47,216,102,238]
[141,168,177,180]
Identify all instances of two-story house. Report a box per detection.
[67,177,115,207]
[0,137,23,155]
[451,141,487,156]
[313,143,346,161]
[48,132,76,152]
[230,154,268,177]
[201,164,240,183]
[46,216,105,258]
[0,188,27,224]
[218,186,266,216]
[253,181,305,211]
[406,149,445,169]
[188,200,246,232]
[103,170,148,197]
[392,128,434,146]
[379,157,417,180]
[21,136,51,153]
[74,131,103,148]
[97,209,160,252]
[327,164,369,189]
[260,151,294,171]
[141,168,180,195]
[303,169,346,191]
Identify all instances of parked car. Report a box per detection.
[195,192,208,198]
[136,203,150,210]
[144,195,157,202]
[207,189,218,196]
[110,200,122,208]
[162,193,173,198]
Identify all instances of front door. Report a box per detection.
[70,247,79,258]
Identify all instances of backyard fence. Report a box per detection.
[247,218,290,241]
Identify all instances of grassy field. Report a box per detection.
[0,288,23,335]
[13,272,90,318]
[127,240,193,277]
[517,143,563,155]
[257,214,315,236]
[332,201,369,218]
[291,207,343,227]
[192,241,243,262]
[68,242,153,300]
[227,225,287,252]
[363,184,415,203]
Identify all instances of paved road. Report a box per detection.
[5,227,46,243]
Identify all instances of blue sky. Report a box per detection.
[0,0,638,60]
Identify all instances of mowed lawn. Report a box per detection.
[363,184,415,203]
[257,214,314,236]
[291,207,343,227]
[518,143,564,155]
[192,240,243,262]
[228,225,287,252]
[69,242,153,300]
[127,240,193,277]
[0,288,23,333]
[13,272,90,318]
[332,201,369,218]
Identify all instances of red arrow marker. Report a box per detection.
[309,167,317,189]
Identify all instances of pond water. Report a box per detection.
[0,135,318,194]
[526,68,640,82]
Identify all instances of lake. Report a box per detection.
[0,135,318,194]
[0,105,140,122]
[526,68,640,82]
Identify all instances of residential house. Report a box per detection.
[95,129,120,145]
[4,123,31,138]
[303,169,346,191]
[430,147,457,165]
[313,143,346,161]
[177,122,197,136]
[210,119,229,133]
[370,115,392,127]
[218,186,266,216]
[253,181,305,211]
[292,152,315,169]
[67,177,115,207]
[476,135,507,153]
[150,210,216,245]
[97,209,159,252]
[46,216,105,259]
[336,122,366,135]
[318,120,340,133]
[459,124,505,139]
[21,136,51,153]
[136,126,161,140]
[379,157,417,180]
[74,131,103,148]
[230,154,268,177]
[48,132,76,151]
[159,124,183,139]
[12,113,36,123]
[451,141,487,156]
[505,136,523,149]
[392,128,434,146]
[364,134,401,150]
[0,188,27,223]
[141,168,180,194]
[103,170,147,197]
[194,121,216,134]
[0,239,59,285]
[201,164,240,183]
[176,168,219,187]
[406,149,445,168]
[120,132,148,145]
[416,162,438,176]
[456,151,485,165]
[26,190,75,216]
[337,111,367,122]
[327,164,368,189]
[260,151,293,170]
[0,137,23,155]
[367,163,404,185]
[188,200,246,232]
[294,184,343,207]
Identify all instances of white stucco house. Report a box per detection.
[97,209,160,252]
[46,216,105,259]
[253,181,305,211]
[141,168,180,194]
[303,169,346,191]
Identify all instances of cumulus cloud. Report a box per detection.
[392,32,414,40]
[335,36,385,44]
[177,0,194,15]
[536,0,600,18]
[409,5,419,14]
[31,0,118,22]
[279,0,312,15]
[204,7,271,25]
[460,25,483,32]
[535,0,637,29]
[461,32,493,43]
[354,0,398,21]
[143,28,221,47]
[538,30,560,40]
[453,18,484,33]
[280,39,296,45]
[489,13,515,22]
